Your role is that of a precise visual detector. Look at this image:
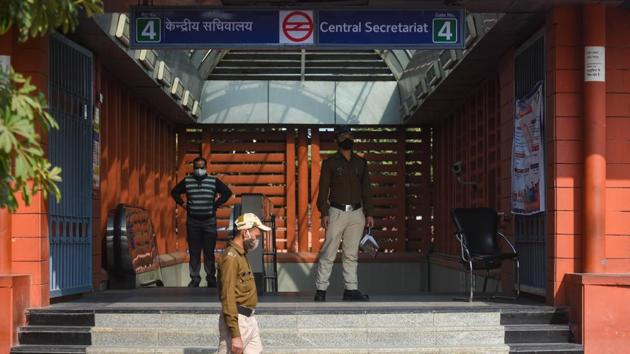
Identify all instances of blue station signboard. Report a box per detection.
[130,8,463,49]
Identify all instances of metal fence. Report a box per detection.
[514,32,547,292]
[48,33,94,297]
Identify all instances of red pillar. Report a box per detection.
[0,31,13,275]
[0,210,11,274]
[582,3,606,274]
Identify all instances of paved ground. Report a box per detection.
[46,288,551,314]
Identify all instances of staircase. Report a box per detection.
[11,306,582,354]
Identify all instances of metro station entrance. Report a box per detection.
[47,3,549,299]
[6,0,630,353]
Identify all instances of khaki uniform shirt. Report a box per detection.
[317,151,373,217]
[218,241,257,338]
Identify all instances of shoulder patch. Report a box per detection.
[226,252,237,257]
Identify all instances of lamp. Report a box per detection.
[182,90,195,111]
[156,61,172,88]
[115,14,130,47]
[439,50,458,71]
[425,61,442,87]
[171,77,184,100]
[136,50,157,71]
[464,15,478,48]
[415,75,429,99]
[191,100,201,118]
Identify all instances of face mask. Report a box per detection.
[339,138,354,150]
[244,237,259,252]
[194,168,206,177]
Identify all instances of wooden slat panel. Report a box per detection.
[361,153,400,162]
[368,164,399,173]
[211,143,286,152]
[210,153,286,163]
[208,164,286,173]
[370,186,400,196]
[230,186,286,195]
[285,129,296,252]
[370,175,399,184]
[209,131,286,140]
[319,142,399,151]
[218,175,286,184]
[297,128,309,253]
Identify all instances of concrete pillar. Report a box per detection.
[0,210,11,274]
[0,31,13,275]
[582,3,607,273]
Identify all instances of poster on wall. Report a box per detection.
[512,81,545,215]
[93,106,100,190]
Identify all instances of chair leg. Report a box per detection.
[492,258,521,301]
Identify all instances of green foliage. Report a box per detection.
[0,0,103,211]
[0,68,61,211]
[0,0,103,42]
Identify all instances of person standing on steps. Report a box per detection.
[171,156,233,288]
[217,213,270,354]
[314,125,374,302]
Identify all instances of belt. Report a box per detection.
[237,304,255,317]
[330,201,361,212]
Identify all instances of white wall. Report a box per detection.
[199,80,401,125]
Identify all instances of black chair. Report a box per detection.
[450,208,520,302]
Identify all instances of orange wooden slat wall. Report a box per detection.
[176,125,434,258]
[93,64,177,287]
[432,78,502,256]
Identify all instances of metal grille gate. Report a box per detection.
[514,33,547,292]
[48,34,94,297]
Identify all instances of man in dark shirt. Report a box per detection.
[171,157,232,287]
[314,126,374,302]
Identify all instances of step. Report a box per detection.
[504,325,571,344]
[92,311,501,329]
[509,343,584,353]
[501,310,569,325]
[26,311,95,327]
[85,346,510,354]
[11,345,87,354]
[89,326,504,348]
[18,326,91,346]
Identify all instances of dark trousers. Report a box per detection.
[186,217,217,282]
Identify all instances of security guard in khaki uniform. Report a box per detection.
[314,125,374,302]
[217,213,270,354]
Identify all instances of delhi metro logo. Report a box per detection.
[279,11,314,44]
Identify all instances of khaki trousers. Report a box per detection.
[217,313,263,354]
[315,207,366,291]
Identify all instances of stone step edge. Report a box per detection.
[26,307,560,314]
[504,324,570,331]
[89,325,506,332]
[84,345,511,351]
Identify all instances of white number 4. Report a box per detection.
[142,20,157,40]
[438,21,453,41]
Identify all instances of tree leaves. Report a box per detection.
[0,68,63,211]
[0,0,104,42]
[0,0,102,211]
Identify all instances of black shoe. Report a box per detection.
[314,290,326,302]
[343,289,369,301]
[206,277,217,288]
[187,279,200,288]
